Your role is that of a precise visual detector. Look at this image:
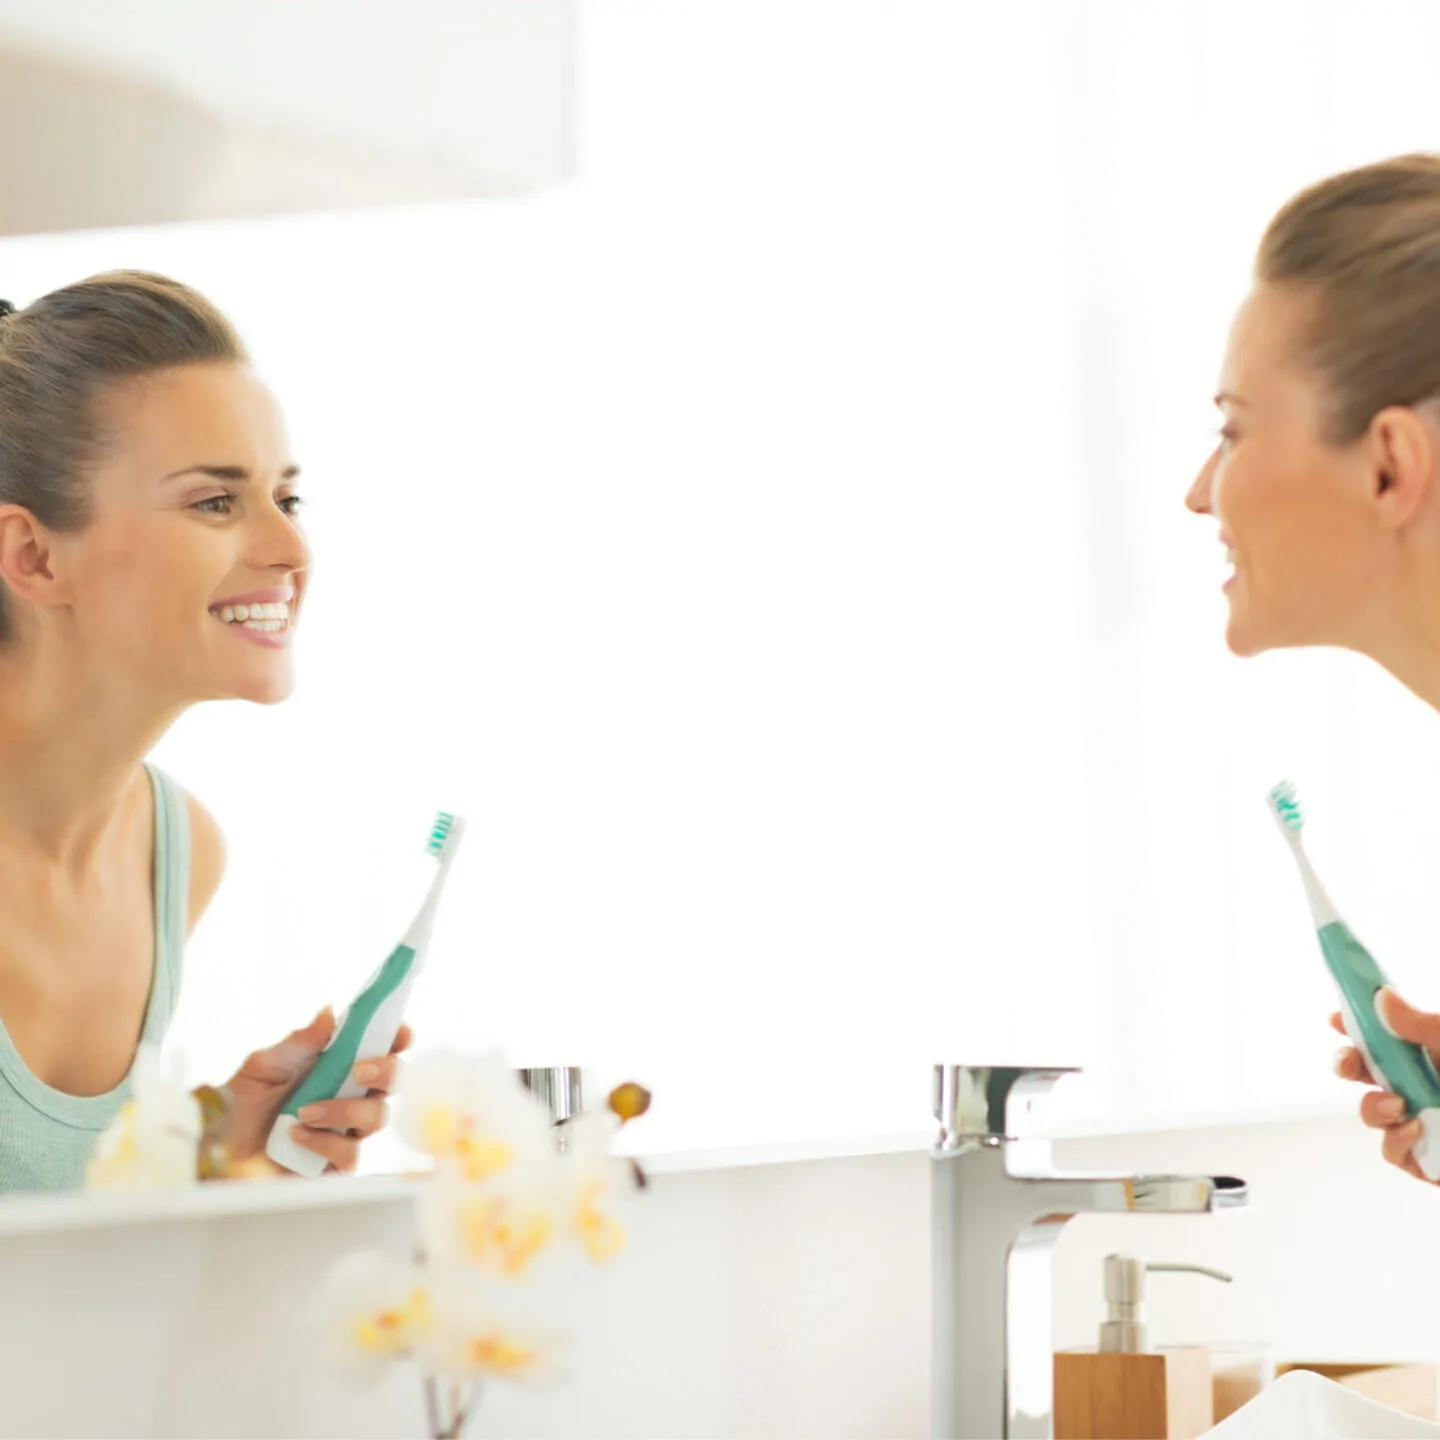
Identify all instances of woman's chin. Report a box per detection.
[245,679,296,706]
[225,666,297,706]
[1223,599,1269,658]
[1225,626,1262,658]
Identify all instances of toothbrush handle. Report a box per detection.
[281,945,417,1115]
[1320,922,1440,1114]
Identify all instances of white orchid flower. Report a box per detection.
[417,1158,566,1280]
[415,1270,568,1385]
[311,1250,433,1386]
[397,1050,555,1182]
[558,1110,632,1263]
[85,1046,201,1191]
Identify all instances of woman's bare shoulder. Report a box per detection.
[183,791,227,936]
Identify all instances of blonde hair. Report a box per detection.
[0,270,245,643]
[1258,153,1440,445]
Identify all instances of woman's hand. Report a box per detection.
[1332,989,1438,1184]
[220,1008,413,1175]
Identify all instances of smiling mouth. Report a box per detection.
[208,600,293,635]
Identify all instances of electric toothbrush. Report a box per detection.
[266,810,465,1177]
[1267,780,1440,1180]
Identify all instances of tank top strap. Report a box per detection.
[141,763,190,1042]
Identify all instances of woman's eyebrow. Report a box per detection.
[162,464,302,483]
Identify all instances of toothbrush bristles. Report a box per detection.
[427,811,456,857]
[1268,780,1305,833]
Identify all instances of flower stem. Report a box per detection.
[424,1374,441,1439]
[448,1380,482,1437]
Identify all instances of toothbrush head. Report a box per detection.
[427,810,464,859]
[1267,780,1305,836]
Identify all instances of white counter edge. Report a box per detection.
[0,1093,1360,1238]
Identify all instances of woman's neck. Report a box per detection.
[1349,555,1440,714]
[0,637,184,870]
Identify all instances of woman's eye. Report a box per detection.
[192,492,304,517]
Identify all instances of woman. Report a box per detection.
[0,271,406,1191]
[1187,153,1440,1184]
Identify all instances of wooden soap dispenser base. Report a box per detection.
[1054,1254,1233,1440]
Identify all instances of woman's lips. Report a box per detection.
[213,614,293,649]
[210,586,296,608]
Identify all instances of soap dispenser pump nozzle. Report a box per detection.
[1098,1253,1233,1354]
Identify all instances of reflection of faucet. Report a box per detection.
[931,1065,1249,1440]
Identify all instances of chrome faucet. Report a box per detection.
[931,1065,1248,1440]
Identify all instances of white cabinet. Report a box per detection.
[0,0,574,235]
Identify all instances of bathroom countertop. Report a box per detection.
[0,1130,937,1238]
[634,1128,935,1175]
[0,1093,1359,1238]
[1043,1092,1357,1143]
[0,1169,421,1238]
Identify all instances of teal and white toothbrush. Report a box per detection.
[266,810,466,1177]
[1268,780,1440,1180]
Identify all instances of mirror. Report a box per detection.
[18,1,1440,1198]
[0,144,1100,1190]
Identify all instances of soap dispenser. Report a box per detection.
[1054,1253,1232,1440]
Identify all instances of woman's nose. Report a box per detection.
[1186,453,1216,515]
[247,500,311,575]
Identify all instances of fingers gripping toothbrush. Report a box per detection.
[266,811,466,1177]
[1267,781,1440,1180]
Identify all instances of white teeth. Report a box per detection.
[211,599,292,629]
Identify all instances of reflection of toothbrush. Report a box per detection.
[266,811,466,1177]
[1267,781,1440,1180]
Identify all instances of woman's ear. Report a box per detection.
[1369,405,1439,528]
[0,505,62,610]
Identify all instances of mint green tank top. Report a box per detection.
[0,764,189,1193]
